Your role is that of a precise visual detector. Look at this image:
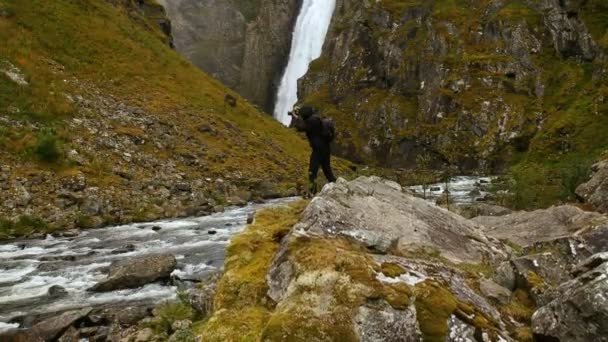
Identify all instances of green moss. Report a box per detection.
[0,215,54,239]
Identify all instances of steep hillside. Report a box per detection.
[300,0,608,205]
[0,0,313,238]
[157,0,300,112]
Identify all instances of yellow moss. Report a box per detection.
[380,262,407,278]
[415,280,500,342]
[526,271,549,290]
[214,201,308,309]
[500,289,535,323]
[196,201,308,340]
[414,281,459,342]
[513,327,534,342]
[197,307,271,342]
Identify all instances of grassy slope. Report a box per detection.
[0,0,314,195]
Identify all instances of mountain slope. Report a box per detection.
[0,0,312,237]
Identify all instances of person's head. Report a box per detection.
[298,105,315,119]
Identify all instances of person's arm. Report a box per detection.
[291,112,307,132]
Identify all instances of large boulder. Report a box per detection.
[25,307,92,342]
[89,254,176,292]
[294,177,506,264]
[261,177,514,341]
[532,253,608,341]
[473,205,606,247]
[576,159,608,214]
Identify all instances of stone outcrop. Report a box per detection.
[576,158,608,214]
[89,254,177,292]
[473,205,606,246]
[158,0,300,111]
[532,252,608,341]
[294,177,506,264]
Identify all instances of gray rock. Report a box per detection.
[171,319,192,332]
[30,307,92,341]
[473,205,605,247]
[576,159,608,214]
[61,172,86,192]
[479,278,512,304]
[188,273,220,318]
[532,253,608,342]
[353,303,419,342]
[493,262,516,291]
[134,327,155,342]
[89,254,176,292]
[294,177,506,264]
[47,285,68,298]
[57,326,79,342]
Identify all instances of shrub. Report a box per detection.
[33,130,62,162]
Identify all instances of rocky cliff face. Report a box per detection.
[300,0,608,171]
[158,0,300,112]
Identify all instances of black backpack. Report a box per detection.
[321,118,336,142]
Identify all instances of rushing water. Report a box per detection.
[408,176,495,204]
[273,0,336,126]
[0,198,298,330]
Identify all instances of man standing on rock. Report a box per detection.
[290,105,337,196]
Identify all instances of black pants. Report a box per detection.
[309,147,336,184]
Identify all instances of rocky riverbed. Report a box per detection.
[0,198,298,334]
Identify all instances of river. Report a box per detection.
[0,198,298,331]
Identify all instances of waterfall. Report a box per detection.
[273,0,336,126]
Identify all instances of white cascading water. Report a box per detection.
[273,0,336,126]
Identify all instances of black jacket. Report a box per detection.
[294,115,328,151]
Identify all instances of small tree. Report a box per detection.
[415,153,433,199]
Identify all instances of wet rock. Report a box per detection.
[246,212,255,224]
[30,307,92,341]
[151,226,162,232]
[532,253,608,341]
[576,159,608,214]
[207,229,217,235]
[111,244,136,254]
[479,278,512,304]
[89,254,176,292]
[47,285,68,299]
[455,203,512,219]
[60,229,80,238]
[473,205,605,247]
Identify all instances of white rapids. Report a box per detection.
[273,0,336,126]
[408,176,495,204]
[0,198,298,331]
